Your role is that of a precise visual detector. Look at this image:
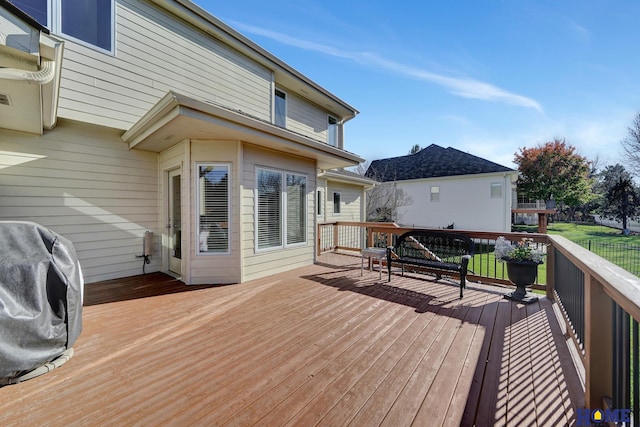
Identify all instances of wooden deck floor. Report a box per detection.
[0,253,584,426]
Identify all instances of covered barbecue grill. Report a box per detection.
[0,221,83,385]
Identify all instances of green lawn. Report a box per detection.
[513,222,640,277]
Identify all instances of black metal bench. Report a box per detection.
[387,230,474,298]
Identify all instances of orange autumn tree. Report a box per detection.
[514,139,593,208]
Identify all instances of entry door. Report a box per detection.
[168,169,182,274]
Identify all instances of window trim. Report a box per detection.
[196,162,231,256]
[274,88,287,128]
[490,182,503,199]
[255,166,308,252]
[333,191,341,214]
[317,189,323,217]
[13,0,116,55]
[327,115,338,147]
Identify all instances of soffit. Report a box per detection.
[123,92,364,170]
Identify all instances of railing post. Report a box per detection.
[546,240,555,300]
[367,227,373,249]
[584,273,613,409]
[333,223,339,251]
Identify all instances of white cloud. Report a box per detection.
[231,21,543,112]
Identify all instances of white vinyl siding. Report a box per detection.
[325,183,363,223]
[197,163,230,254]
[56,0,272,130]
[396,173,516,232]
[286,91,330,141]
[0,121,159,283]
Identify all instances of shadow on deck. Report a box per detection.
[0,253,584,426]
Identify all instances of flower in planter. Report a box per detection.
[494,236,545,264]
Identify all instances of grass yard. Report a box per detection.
[514,221,640,277]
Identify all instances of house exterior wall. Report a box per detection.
[286,91,333,144]
[0,120,160,283]
[325,182,363,222]
[396,173,514,232]
[1,1,360,285]
[241,145,316,282]
[57,0,273,131]
[188,139,242,284]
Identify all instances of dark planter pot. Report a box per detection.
[504,260,540,304]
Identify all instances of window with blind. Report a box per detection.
[256,168,307,250]
[198,164,230,254]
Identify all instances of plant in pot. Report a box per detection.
[494,236,545,304]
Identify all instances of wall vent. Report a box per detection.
[0,94,10,106]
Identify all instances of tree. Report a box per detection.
[409,144,421,155]
[514,138,593,208]
[354,162,413,223]
[596,164,640,233]
[621,112,640,176]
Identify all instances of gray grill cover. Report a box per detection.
[0,221,83,379]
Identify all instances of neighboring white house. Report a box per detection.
[365,144,518,232]
[0,0,365,284]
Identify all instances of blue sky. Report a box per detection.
[196,0,640,169]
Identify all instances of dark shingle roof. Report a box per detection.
[364,144,514,182]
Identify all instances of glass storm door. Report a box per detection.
[168,169,182,274]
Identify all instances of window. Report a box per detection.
[491,182,503,198]
[333,192,341,214]
[430,186,440,202]
[328,116,338,147]
[317,189,323,216]
[11,0,115,53]
[256,168,307,250]
[274,89,286,127]
[197,164,230,254]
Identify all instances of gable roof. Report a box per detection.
[365,144,515,182]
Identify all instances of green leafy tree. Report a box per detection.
[596,164,640,233]
[514,138,593,208]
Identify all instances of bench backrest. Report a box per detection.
[393,231,475,264]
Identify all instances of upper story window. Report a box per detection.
[430,186,440,202]
[327,116,338,147]
[11,0,115,54]
[491,182,503,198]
[333,191,341,214]
[274,89,287,127]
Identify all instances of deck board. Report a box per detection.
[0,253,583,426]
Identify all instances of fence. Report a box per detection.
[573,239,640,277]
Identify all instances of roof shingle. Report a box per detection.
[365,144,514,182]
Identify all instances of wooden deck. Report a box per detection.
[0,253,584,426]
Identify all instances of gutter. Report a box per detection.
[0,58,55,84]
